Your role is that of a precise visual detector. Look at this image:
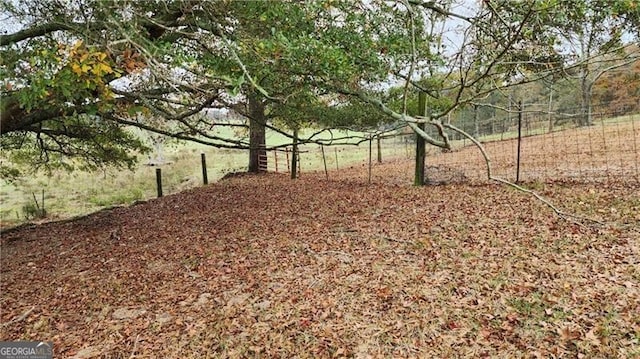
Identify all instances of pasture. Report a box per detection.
[1,113,638,228]
[0,127,373,227]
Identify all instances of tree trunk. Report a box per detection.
[579,65,593,127]
[414,92,427,186]
[248,92,266,173]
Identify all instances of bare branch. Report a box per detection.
[0,22,72,45]
[443,121,605,227]
[1,307,35,327]
[104,114,250,149]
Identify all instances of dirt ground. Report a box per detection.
[1,161,638,358]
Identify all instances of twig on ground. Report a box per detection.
[2,306,35,327]
[129,334,140,359]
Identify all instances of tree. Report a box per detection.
[2,0,404,179]
[0,0,245,178]
[0,34,147,174]
[547,0,640,126]
[4,0,636,188]
[592,50,640,114]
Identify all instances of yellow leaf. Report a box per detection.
[71,63,82,75]
[91,63,113,76]
[81,64,91,73]
[72,40,84,51]
[100,63,113,74]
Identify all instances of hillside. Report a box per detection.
[1,165,638,358]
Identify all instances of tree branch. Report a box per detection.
[0,22,72,46]
[443,121,605,226]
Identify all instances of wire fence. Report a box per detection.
[2,101,639,228]
[425,103,640,184]
[289,102,640,185]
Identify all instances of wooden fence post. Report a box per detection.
[274,150,279,173]
[321,145,328,180]
[156,168,163,197]
[368,137,373,184]
[201,153,208,185]
[285,148,290,173]
[291,132,299,179]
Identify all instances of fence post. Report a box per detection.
[516,100,523,183]
[368,137,373,184]
[548,89,554,133]
[201,153,208,185]
[274,150,279,173]
[156,168,163,197]
[377,135,382,163]
[291,131,299,179]
[334,148,339,170]
[285,148,290,173]
[321,145,328,180]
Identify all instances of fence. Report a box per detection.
[424,104,640,184]
[263,103,640,185]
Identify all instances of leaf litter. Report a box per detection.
[1,160,638,358]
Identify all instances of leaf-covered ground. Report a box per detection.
[1,161,639,358]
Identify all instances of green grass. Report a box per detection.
[469,112,637,144]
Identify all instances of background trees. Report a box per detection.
[545,0,640,126]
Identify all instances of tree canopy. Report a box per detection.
[1,0,638,179]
